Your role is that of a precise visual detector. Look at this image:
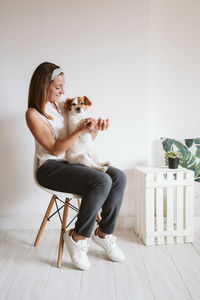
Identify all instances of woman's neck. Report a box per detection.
[49,101,59,112]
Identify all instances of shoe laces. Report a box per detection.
[74,240,89,259]
[104,235,119,253]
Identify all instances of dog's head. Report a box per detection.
[64,96,92,115]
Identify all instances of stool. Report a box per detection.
[33,155,101,267]
[133,166,194,245]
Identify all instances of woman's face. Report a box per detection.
[48,74,65,102]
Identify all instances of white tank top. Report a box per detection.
[30,100,68,168]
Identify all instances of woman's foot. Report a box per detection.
[96,227,107,238]
[71,230,87,242]
[63,229,90,270]
[92,228,125,262]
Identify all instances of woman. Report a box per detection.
[26,62,127,270]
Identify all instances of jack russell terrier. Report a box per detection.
[64,96,110,172]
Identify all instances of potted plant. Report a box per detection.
[165,151,183,169]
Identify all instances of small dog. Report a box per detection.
[64,96,110,172]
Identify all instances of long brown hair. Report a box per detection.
[28,62,64,119]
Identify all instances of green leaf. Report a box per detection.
[161,138,174,153]
[185,139,193,148]
[195,162,200,182]
[161,138,200,181]
[194,139,200,145]
[173,140,196,170]
[195,146,200,158]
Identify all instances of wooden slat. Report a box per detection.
[184,172,194,243]
[145,229,194,237]
[139,172,145,240]
[176,173,184,243]
[144,173,155,245]
[166,172,175,244]
[156,173,164,244]
[146,180,193,188]
[135,170,142,236]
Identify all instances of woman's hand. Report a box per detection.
[96,118,109,131]
[77,118,97,133]
[77,117,109,140]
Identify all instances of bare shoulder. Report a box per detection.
[25,108,55,148]
[26,108,43,125]
[25,108,48,134]
[26,108,38,120]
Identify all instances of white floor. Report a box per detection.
[1,228,200,300]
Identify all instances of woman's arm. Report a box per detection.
[25,109,95,156]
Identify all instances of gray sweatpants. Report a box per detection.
[36,159,127,237]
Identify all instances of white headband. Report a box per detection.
[51,68,63,81]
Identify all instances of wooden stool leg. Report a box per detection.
[34,195,56,247]
[97,212,101,223]
[57,198,69,268]
[77,198,82,208]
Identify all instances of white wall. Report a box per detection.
[0,0,148,228]
[1,0,200,229]
[148,0,200,166]
[148,0,200,214]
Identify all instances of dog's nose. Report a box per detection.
[76,107,81,113]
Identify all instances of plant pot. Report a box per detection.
[168,157,180,169]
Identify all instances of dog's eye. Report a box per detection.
[80,102,84,105]
[72,103,76,106]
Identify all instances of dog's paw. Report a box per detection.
[102,161,110,167]
[102,166,108,172]
[95,165,108,172]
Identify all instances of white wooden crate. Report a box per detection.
[134,167,194,245]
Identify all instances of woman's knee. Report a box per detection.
[94,172,113,191]
[101,172,113,188]
[108,167,127,189]
[117,170,127,188]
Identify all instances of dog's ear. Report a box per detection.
[64,98,73,111]
[83,96,92,106]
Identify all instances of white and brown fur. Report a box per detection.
[64,96,110,172]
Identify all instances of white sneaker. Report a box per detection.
[92,230,125,262]
[63,230,90,270]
